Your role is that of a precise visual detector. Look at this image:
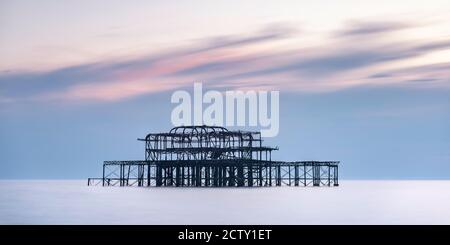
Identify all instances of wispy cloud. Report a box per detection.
[1,21,449,104]
[336,20,412,37]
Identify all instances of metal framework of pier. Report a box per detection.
[88,125,339,187]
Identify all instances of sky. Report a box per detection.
[0,0,449,179]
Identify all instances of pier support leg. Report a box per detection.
[237,166,244,187]
[334,166,339,186]
[156,165,162,187]
[276,165,281,186]
[213,167,219,187]
[176,166,181,187]
[313,165,320,186]
[269,165,272,186]
[248,165,253,187]
[147,164,151,186]
[102,164,105,186]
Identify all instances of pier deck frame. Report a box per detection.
[88,160,339,187]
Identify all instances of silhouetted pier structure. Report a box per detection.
[88,125,339,187]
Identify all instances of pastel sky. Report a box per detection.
[1,0,449,179]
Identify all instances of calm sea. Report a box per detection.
[1,180,449,224]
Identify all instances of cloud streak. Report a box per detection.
[1,21,450,104]
[336,20,412,36]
